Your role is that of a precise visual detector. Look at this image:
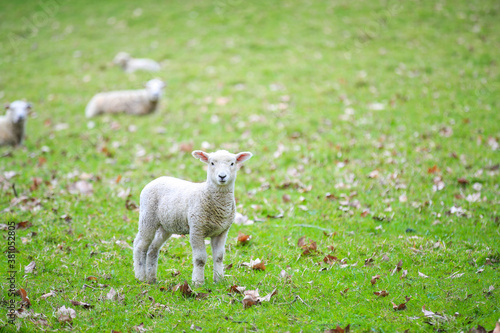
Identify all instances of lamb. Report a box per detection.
[113,52,161,73]
[85,79,165,118]
[133,150,253,285]
[0,101,31,146]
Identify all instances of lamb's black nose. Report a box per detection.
[219,174,227,180]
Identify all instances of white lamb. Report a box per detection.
[0,101,31,146]
[133,150,253,285]
[113,52,160,73]
[85,79,165,118]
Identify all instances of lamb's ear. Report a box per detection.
[4,103,10,110]
[235,152,253,164]
[192,150,210,163]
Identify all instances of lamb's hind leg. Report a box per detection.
[146,227,171,283]
[133,216,158,282]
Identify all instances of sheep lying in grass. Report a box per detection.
[113,52,160,73]
[85,79,165,118]
[133,150,253,285]
[0,101,31,146]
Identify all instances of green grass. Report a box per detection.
[1,0,499,331]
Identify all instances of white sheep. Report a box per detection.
[133,150,253,285]
[113,52,161,73]
[85,79,165,118]
[0,101,31,146]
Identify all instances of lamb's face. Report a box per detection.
[5,101,31,124]
[192,150,253,186]
[113,52,131,66]
[145,79,166,101]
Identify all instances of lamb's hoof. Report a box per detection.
[192,279,204,286]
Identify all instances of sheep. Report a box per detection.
[133,150,253,285]
[0,101,31,147]
[113,52,161,73]
[85,79,165,118]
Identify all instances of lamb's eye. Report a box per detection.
[231,162,234,166]
[211,162,214,166]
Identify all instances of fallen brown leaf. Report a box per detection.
[16,221,33,229]
[70,300,94,309]
[374,290,388,297]
[323,255,338,265]
[172,281,196,297]
[237,232,252,244]
[340,288,349,297]
[428,165,439,174]
[228,285,246,294]
[324,324,350,333]
[18,288,31,307]
[370,275,381,285]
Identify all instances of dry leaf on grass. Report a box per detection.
[242,258,266,271]
[228,285,246,294]
[324,324,350,333]
[56,305,76,323]
[172,281,196,298]
[133,323,146,332]
[297,236,318,255]
[391,296,411,311]
[323,255,338,265]
[391,260,403,275]
[418,271,429,278]
[370,275,381,285]
[39,291,56,299]
[374,290,388,297]
[18,288,32,307]
[237,232,252,244]
[25,261,36,274]
[16,221,33,229]
[242,288,277,309]
[422,306,445,319]
[70,300,94,309]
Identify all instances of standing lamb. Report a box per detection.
[133,150,253,285]
[113,52,161,73]
[85,78,165,118]
[0,101,31,146]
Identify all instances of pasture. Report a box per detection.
[1,0,499,331]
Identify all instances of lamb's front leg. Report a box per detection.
[211,228,229,283]
[189,232,207,286]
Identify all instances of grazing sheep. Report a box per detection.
[85,79,165,118]
[133,150,253,285]
[113,52,161,73]
[0,101,31,146]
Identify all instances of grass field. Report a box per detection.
[1,0,499,332]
